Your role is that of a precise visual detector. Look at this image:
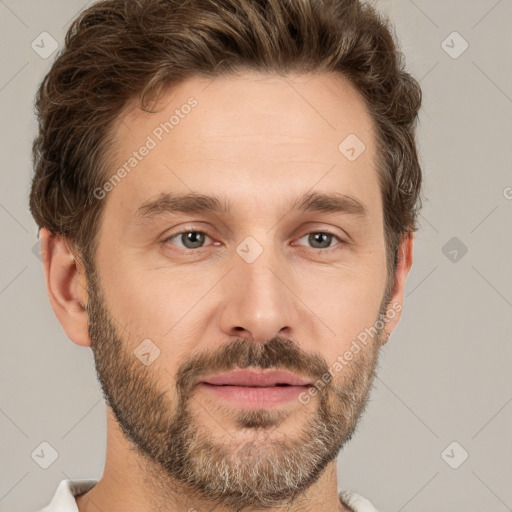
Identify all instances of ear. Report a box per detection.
[39,228,92,347]
[379,232,414,344]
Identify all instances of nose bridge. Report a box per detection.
[218,235,298,343]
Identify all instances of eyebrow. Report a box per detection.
[135,191,369,220]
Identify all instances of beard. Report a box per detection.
[85,268,389,512]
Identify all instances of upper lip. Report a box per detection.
[201,369,312,387]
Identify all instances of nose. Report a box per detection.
[218,247,300,344]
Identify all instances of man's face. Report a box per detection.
[85,72,394,508]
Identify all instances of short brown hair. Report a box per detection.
[29,0,422,297]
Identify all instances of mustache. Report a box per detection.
[175,336,330,401]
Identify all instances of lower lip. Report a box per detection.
[198,383,309,408]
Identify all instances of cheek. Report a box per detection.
[93,245,170,343]
[295,264,386,355]
[98,252,214,355]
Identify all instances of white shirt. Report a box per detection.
[38,480,380,512]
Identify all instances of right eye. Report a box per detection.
[163,229,215,250]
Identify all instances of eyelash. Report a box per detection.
[162,227,345,253]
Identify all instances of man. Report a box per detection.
[30,0,422,511]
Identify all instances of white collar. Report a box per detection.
[41,479,379,512]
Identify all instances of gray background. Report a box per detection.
[1,0,511,510]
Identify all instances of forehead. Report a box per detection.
[105,71,381,221]
[120,71,375,149]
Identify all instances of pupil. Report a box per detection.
[311,233,330,248]
[185,232,204,248]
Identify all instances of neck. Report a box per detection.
[75,411,352,512]
[76,466,350,512]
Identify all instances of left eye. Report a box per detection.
[295,232,342,250]
[164,230,342,251]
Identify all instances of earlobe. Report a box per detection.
[39,228,92,347]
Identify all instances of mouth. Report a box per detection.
[198,369,313,408]
[202,368,312,387]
